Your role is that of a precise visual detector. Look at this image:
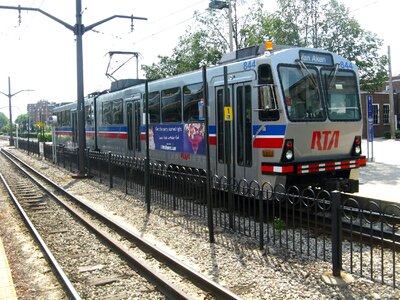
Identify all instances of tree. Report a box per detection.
[142,0,387,92]
[272,0,388,92]
[15,114,30,132]
[142,0,267,79]
[142,30,223,80]
[0,112,9,132]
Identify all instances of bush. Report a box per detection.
[384,130,400,139]
[37,132,52,142]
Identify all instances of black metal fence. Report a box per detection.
[18,142,400,288]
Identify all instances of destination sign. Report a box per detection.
[299,50,333,66]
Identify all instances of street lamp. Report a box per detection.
[209,0,233,52]
[0,77,34,146]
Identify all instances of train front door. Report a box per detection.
[126,97,141,155]
[215,82,253,181]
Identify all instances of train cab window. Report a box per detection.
[161,87,181,123]
[183,83,204,122]
[322,69,361,121]
[113,99,123,124]
[258,64,279,121]
[279,65,325,122]
[102,101,112,125]
[148,91,160,123]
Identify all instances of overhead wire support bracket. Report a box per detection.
[106,51,141,81]
[0,3,147,176]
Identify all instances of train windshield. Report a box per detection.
[278,65,361,122]
[322,69,361,121]
[279,65,325,121]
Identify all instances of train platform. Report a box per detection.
[356,138,400,203]
[0,237,17,300]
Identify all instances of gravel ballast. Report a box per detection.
[1,145,399,299]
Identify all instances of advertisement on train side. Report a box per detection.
[148,123,205,155]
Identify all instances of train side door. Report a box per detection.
[215,82,252,180]
[126,97,141,155]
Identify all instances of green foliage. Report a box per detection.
[273,217,285,231]
[272,0,388,93]
[1,124,9,134]
[142,0,266,79]
[0,112,9,130]
[142,29,224,80]
[143,0,388,92]
[395,130,400,139]
[384,131,391,139]
[37,132,52,142]
[15,114,30,131]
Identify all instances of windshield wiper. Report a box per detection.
[295,59,320,95]
[327,63,339,88]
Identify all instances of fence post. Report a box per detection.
[62,146,66,169]
[124,158,128,194]
[259,187,264,250]
[86,148,91,176]
[108,151,113,188]
[331,190,342,277]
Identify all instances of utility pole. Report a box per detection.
[0,2,147,175]
[387,46,396,139]
[209,0,233,52]
[0,76,33,146]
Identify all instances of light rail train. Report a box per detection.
[53,42,366,192]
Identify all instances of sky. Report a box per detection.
[0,0,398,120]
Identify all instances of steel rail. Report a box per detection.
[1,148,242,300]
[0,172,81,300]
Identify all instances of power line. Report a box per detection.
[132,12,208,46]
[351,0,381,12]
[153,0,207,23]
[89,1,208,47]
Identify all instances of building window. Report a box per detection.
[372,104,379,125]
[383,104,390,124]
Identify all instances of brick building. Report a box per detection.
[27,100,59,126]
[361,89,400,138]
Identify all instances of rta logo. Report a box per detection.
[311,131,339,150]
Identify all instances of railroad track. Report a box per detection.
[0,148,241,300]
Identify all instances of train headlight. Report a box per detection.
[354,145,361,154]
[281,139,294,162]
[351,136,362,156]
[285,149,293,160]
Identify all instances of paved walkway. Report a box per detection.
[356,138,400,203]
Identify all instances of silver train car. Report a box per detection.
[53,43,366,192]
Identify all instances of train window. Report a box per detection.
[148,91,160,123]
[278,65,325,122]
[322,69,361,121]
[217,89,225,163]
[55,112,60,126]
[237,85,252,167]
[85,104,94,126]
[113,99,123,124]
[183,83,203,122]
[258,64,279,121]
[161,87,181,123]
[63,110,71,126]
[102,101,112,125]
